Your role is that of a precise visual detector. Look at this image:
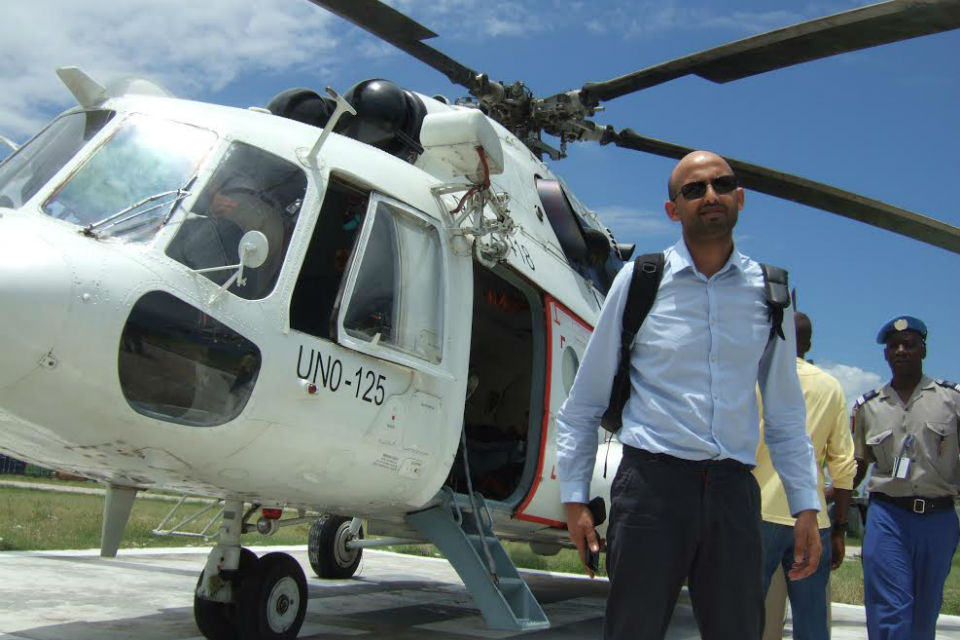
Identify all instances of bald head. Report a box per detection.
[667,151,734,200]
[795,311,812,358]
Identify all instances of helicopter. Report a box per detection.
[1,0,960,638]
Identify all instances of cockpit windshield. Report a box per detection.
[42,115,217,241]
[0,110,114,210]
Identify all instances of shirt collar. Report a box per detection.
[879,375,935,401]
[667,238,747,278]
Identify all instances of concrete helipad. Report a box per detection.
[1,546,959,639]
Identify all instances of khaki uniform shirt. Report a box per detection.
[853,376,960,498]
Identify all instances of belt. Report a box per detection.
[871,492,955,514]
[622,445,752,473]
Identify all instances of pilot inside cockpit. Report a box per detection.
[167,175,285,299]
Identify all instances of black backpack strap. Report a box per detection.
[760,263,790,341]
[601,252,664,433]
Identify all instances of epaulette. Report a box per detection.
[935,379,960,392]
[853,389,880,410]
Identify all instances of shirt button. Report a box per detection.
[710,355,717,362]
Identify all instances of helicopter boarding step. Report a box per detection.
[405,492,549,632]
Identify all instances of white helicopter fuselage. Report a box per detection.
[0,84,620,544]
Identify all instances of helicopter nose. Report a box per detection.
[0,224,73,389]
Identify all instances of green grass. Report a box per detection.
[10,477,960,614]
[0,478,605,577]
[0,485,311,552]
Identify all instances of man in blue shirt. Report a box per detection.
[556,150,821,640]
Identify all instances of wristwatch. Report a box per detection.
[832,521,848,534]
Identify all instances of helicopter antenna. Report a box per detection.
[57,67,107,108]
[306,87,357,166]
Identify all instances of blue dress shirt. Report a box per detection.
[557,240,819,515]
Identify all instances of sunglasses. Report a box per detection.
[675,175,739,200]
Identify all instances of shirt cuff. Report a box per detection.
[560,481,591,504]
[786,486,822,517]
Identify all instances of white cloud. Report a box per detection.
[586,19,606,34]
[0,0,565,139]
[0,0,336,137]
[818,362,884,409]
[591,204,677,244]
[389,0,548,39]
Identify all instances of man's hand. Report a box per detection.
[789,510,821,580]
[830,529,845,570]
[564,502,600,578]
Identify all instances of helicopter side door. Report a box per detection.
[513,295,616,528]
[282,176,469,512]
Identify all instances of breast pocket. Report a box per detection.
[866,429,895,472]
[919,421,958,480]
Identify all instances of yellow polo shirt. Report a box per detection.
[755,358,856,528]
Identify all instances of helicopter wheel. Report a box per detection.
[194,547,258,640]
[308,515,364,579]
[237,552,308,640]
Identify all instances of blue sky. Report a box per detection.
[2,0,958,403]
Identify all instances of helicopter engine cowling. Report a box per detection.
[266,88,337,128]
[334,79,426,161]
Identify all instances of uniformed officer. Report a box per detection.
[852,316,960,640]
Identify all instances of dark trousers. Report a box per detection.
[604,446,764,640]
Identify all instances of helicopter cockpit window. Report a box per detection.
[118,291,261,427]
[41,115,216,241]
[342,198,444,364]
[166,142,306,300]
[0,110,114,210]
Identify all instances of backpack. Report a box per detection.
[599,252,790,433]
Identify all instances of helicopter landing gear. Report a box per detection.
[237,552,308,640]
[308,515,364,579]
[193,500,307,640]
[194,547,258,640]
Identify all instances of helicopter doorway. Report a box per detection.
[450,265,545,507]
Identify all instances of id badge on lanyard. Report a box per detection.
[893,434,915,479]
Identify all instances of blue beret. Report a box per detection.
[876,315,927,344]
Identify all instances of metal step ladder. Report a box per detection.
[405,492,549,631]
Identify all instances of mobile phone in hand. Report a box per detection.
[585,497,606,572]
[586,546,600,572]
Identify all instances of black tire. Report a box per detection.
[237,552,307,640]
[194,548,258,640]
[308,515,364,579]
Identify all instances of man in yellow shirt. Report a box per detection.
[755,312,856,640]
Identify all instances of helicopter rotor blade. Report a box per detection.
[606,129,960,255]
[303,0,482,93]
[581,0,960,104]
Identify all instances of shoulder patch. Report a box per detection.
[935,379,960,392]
[854,388,880,409]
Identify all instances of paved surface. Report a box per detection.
[1,546,959,639]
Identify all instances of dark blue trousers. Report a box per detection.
[604,447,763,640]
[761,523,831,640]
[862,498,959,640]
